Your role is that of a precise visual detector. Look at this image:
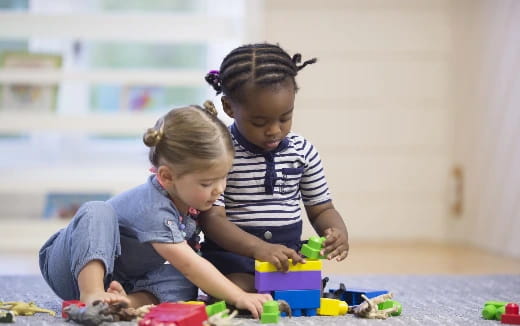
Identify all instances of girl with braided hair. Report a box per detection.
[39,101,271,319]
[200,43,349,292]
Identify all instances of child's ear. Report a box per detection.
[221,96,234,118]
[157,165,174,186]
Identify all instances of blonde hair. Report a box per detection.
[143,101,233,174]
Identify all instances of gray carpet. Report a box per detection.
[1,274,519,325]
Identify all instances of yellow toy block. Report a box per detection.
[255,259,322,272]
[317,298,348,316]
[181,301,205,305]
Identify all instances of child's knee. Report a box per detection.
[73,201,117,227]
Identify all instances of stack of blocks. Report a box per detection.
[255,236,327,317]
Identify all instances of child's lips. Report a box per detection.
[264,139,280,149]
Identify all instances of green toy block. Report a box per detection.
[206,300,227,317]
[482,301,507,320]
[261,300,280,324]
[300,236,327,259]
[378,300,402,316]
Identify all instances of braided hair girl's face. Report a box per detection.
[222,79,295,151]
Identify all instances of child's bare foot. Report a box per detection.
[107,280,127,297]
[80,281,130,306]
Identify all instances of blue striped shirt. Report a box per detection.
[214,124,331,227]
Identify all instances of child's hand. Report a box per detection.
[233,292,273,319]
[254,243,306,272]
[322,227,349,261]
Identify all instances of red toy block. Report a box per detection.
[139,302,208,326]
[61,300,85,318]
[501,303,520,325]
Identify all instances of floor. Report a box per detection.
[2,241,520,276]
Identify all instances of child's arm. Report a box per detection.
[305,201,349,261]
[199,206,305,271]
[152,241,271,319]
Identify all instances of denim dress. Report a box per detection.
[39,175,199,302]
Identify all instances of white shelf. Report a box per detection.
[0,69,205,86]
[0,12,240,42]
[0,112,159,134]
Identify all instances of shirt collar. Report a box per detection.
[230,122,289,155]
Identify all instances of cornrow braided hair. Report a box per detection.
[205,43,317,102]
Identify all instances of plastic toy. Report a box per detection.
[205,301,227,317]
[0,310,15,323]
[62,300,86,318]
[352,293,399,319]
[260,300,280,324]
[139,302,208,326]
[317,298,348,316]
[64,301,114,325]
[300,236,327,259]
[377,299,402,316]
[336,287,388,306]
[273,290,319,317]
[501,303,520,325]
[255,270,321,293]
[255,259,322,273]
[64,300,147,325]
[482,301,507,320]
[0,301,56,316]
[205,309,240,326]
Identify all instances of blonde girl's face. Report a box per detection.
[170,154,233,212]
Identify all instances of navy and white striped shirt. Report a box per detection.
[214,123,331,228]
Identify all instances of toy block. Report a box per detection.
[261,301,280,324]
[255,259,322,272]
[255,270,322,292]
[483,301,508,320]
[206,301,227,317]
[334,288,388,306]
[274,290,320,317]
[61,300,85,319]
[0,310,15,323]
[139,302,208,326]
[317,298,348,316]
[378,300,402,316]
[300,236,327,259]
[501,303,520,325]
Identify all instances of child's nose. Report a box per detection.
[266,122,281,136]
[212,179,226,195]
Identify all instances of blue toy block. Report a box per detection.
[274,290,321,317]
[329,288,388,306]
[255,270,321,293]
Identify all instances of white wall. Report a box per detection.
[450,0,520,257]
[261,0,456,242]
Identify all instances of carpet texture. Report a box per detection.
[1,274,519,325]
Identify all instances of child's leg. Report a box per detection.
[226,273,256,292]
[130,263,198,303]
[39,201,121,303]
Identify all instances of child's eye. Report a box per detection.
[200,183,212,187]
[251,121,266,127]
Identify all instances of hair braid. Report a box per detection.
[206,43,316,102]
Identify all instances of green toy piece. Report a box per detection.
[377,299,402,316]
[0,310,15,323]
[482,301,507,320]
[0,301,55,317]
[300,236,327,259]
[206,301,227,317]
[260,300,280,324]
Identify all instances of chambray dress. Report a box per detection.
[39,175,200,302]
